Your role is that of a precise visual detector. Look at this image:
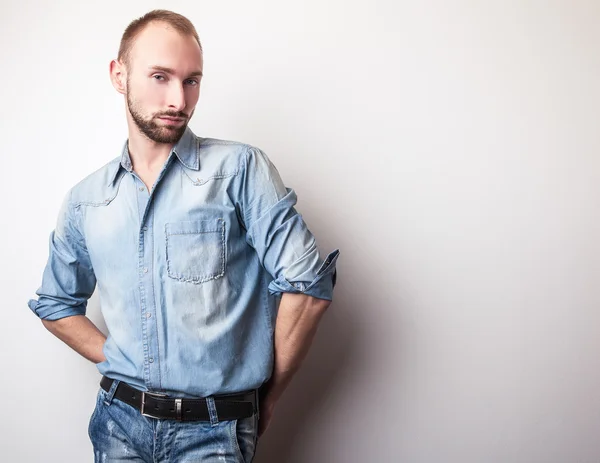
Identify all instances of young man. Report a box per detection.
[28,9,339,462]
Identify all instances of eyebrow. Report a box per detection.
[149,65,203,77]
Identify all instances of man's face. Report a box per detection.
[123,22,203,144]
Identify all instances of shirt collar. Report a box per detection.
[107,126,200,186]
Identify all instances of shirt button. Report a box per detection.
[143,267,148,273]
[146,312,152,318]
[149,357,154,363]
[139,186,144,191]
[142,226,148,231]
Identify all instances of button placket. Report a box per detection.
[134,174,160,387]
[132,162,176,390]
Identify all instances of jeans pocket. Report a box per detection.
[231,414,259,463]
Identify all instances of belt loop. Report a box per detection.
[206,397,219,426]
[103,379,120,406]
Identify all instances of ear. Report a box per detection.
[109,59,127,95]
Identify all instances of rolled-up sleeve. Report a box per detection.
[234,146,339,301]
[28,189,96,320]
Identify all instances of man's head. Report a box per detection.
[110,10,203,144]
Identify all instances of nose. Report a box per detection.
[168,81,186,112]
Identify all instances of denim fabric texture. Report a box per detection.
[88,384,259,462]
[28,126,339,397]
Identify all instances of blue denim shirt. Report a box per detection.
[28,127,339,397]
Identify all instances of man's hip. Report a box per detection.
[89,376,259,462]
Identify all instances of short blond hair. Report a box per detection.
[118,9,202,66]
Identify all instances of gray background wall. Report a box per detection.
[2,1,599,462]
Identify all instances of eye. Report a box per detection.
[184,79,199,86]
[153,74,166,81]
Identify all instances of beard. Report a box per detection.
[126,88,192,144]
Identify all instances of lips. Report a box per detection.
[158,116,185,125]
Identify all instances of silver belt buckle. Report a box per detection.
[140,390,168,419]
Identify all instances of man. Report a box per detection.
[27,9,339,462]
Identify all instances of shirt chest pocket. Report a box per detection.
[165,219,226,284]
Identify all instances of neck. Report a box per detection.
[126,118,174,172]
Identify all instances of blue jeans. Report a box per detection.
[88,380,259,462]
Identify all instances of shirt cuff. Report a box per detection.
[28,298,86,321]
[267,249,340,301]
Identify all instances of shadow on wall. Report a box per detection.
[254,286,362,463]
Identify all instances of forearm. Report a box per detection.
[264,292,331,401]
[41,314,106,364]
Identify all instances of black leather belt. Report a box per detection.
[100,376,257,422]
